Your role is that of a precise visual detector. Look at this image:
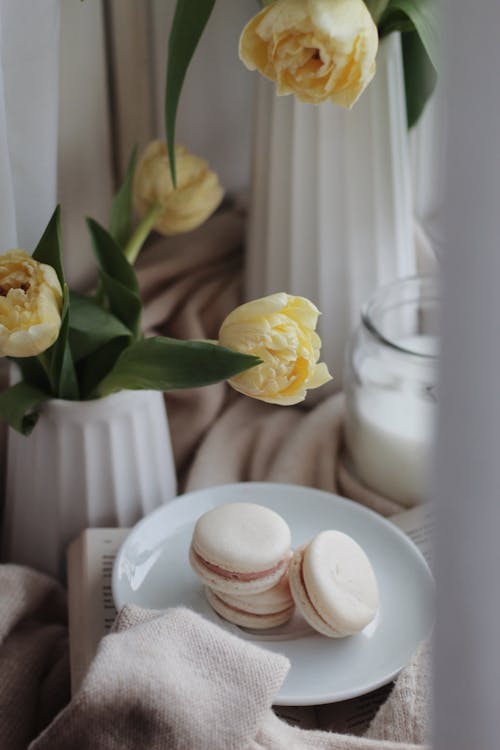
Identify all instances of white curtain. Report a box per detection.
[434,0,500,746]
[0,0,60,252]
[410,86,446,266]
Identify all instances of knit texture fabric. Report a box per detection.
[27,605,429,750]
[0,565,69,750]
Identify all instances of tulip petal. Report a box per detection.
[238,0,378,108]
[307,361,333,388]
[0,249,63,359]
[133,141,224,236]
[219,293,289,330]
[219,292,331,406]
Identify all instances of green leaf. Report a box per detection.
[87,219,139,291]
[49,284,79,400]
[380,0,439,71]
[68,291,132,362]
[364,0,390,24]
[96,337,261,396]
[11,356,51,393]
[165,0,216,185]
[86,219,142,336]
[110,146,138,249]
[31,206,78,399]
[98,271,142,337]
[402,30,437,128]
[77,338,131,400]
[32,205,64,287]
[379,0,439,127]
[0,382,51,434]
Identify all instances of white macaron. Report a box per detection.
[189,502,292,595]
[205,572,294,629]
[289,530,379,637]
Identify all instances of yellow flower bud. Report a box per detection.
[0,250,63,358]
[133,141,224,236]
[219,293,332,405]
[239,0,378,108]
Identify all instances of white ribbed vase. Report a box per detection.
[2,389,176,578]
[245,34,416,384]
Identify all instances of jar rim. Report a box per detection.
[361,275,440,359]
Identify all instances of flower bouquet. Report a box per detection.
[0,147,331,439]
[0,142,331,575]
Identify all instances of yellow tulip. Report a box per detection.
[0,250,62,357]
[239,0,378,108]
[133,141,224,235]
[219,293,332,405]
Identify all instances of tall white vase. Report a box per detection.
[2,389,176,579]
[245,34,416,384]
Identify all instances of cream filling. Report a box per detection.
[193,549,287,581]
[211,590,293,618]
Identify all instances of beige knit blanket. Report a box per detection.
[1,567,429,750]
[0,209,430,748]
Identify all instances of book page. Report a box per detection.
[273,705,320,730]
[390,502,433,567]
[315,683,393,734]
[67,528,129,694]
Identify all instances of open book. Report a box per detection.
[67,503,433,733]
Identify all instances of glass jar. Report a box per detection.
[344,276,439,506]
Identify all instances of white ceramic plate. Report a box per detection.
[112,482,434,706]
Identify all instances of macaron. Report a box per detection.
[189,502,292,595]
[289,530,379,637]
[205,572,294,629]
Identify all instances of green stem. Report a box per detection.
[123,204,163,265]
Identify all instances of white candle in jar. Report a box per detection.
[345,335,438,506]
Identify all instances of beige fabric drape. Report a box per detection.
[0,568,428,750]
